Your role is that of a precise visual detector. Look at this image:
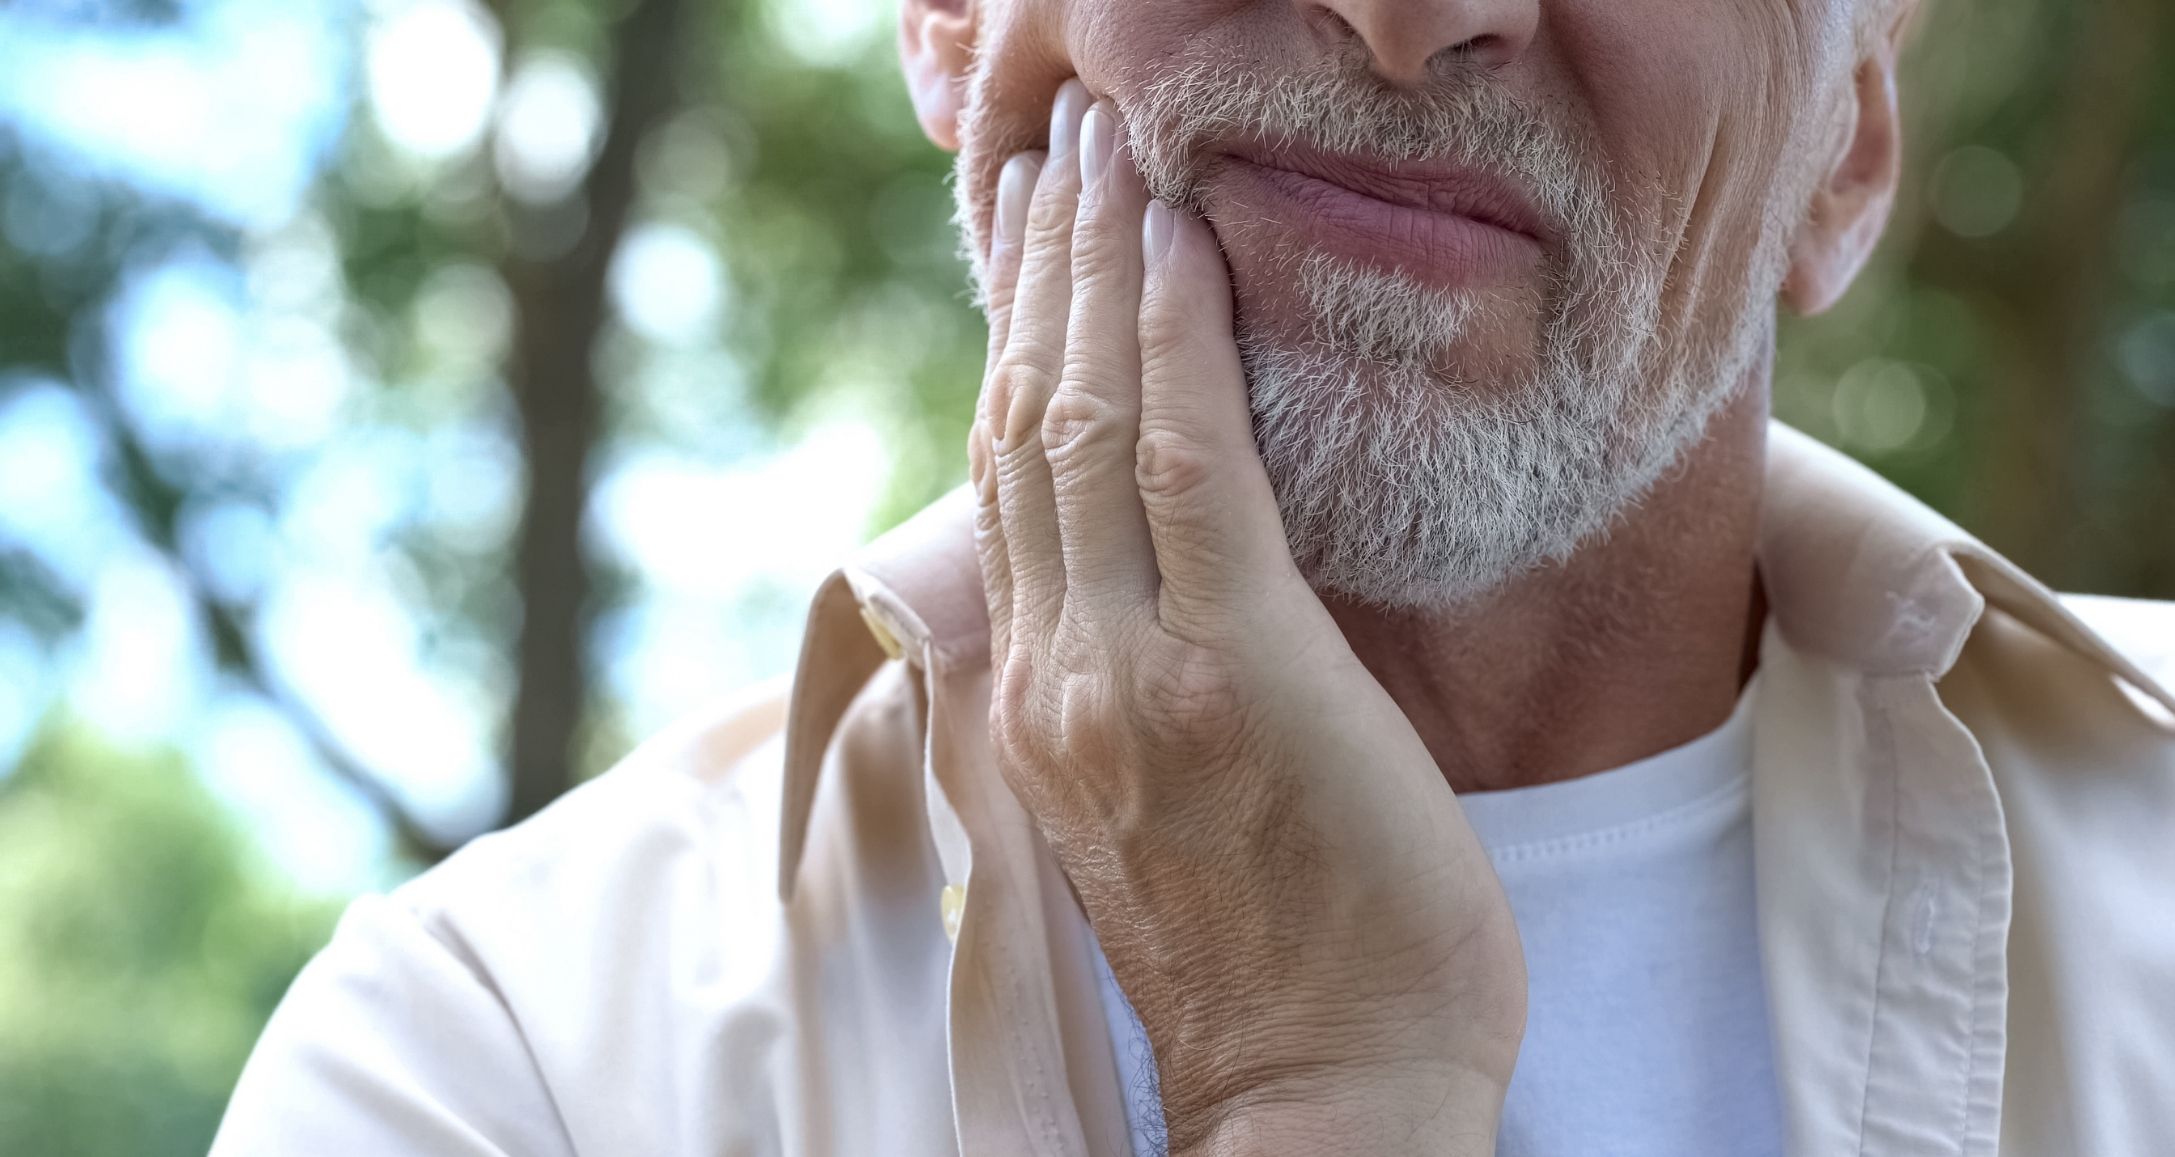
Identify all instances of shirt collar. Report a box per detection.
[775,486,986,898]
[777,421,2175,896]
[1760,424,2171,706]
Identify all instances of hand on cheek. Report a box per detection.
[964,79,1522,1157]
[968,78,1300,662]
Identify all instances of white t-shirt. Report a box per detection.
[1092,679,1785,1157]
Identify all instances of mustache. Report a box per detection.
[1117,43,1613,242]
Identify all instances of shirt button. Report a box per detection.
[858,604,905,661]
[939,883,967,943]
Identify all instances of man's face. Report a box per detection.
[938,0,1870,607]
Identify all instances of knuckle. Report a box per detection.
[1127,645,1259,779]
[1067,222,1130,283]
[988,360,1055,449]
[1025,184,1078,240]
[1136,294,1205,366]
[1052,668,1117,751]
[1040,384,1128,464]
[1134,425,1217,505]
[980,362,1019,427]
[972,494,1005,550]
[990,652,1044,760]
[1136,646,1242,729]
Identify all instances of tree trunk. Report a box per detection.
[502,0,692,830]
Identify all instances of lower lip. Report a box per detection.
[1212,158,1544,288]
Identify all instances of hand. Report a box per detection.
[967,80,1528,1156]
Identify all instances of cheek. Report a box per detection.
[948,2,1073,262]
[1550,0,1813,332]
[1065,1,1308,113]
[956,0,1258,257]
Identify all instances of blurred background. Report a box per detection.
[0,0,2168,1150]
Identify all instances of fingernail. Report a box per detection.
[1049,80,1089,160]
[1143,199,1175,265]
[1080,103,1115,190]
[996,154,1038,244]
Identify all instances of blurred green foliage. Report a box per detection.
[1777,0,2175,592]
[708,0,985,530]
[0,727,339,1155]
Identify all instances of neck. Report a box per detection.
[1322,375,1770,795]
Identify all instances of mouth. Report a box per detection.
[1206,141,1550,289]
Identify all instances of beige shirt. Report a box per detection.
[213,425,2175,1156]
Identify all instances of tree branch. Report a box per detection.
[81,385,458,865]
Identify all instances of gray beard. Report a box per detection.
[1235,249,1769,609]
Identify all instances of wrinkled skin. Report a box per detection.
[970,86,1526,1152]
[906,1,1911,1152]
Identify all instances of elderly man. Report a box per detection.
[215,0,2175,1153]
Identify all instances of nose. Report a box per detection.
[1299,0,1538,84]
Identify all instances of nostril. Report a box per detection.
[1444,35,1505,68]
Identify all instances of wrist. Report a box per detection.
[1167,1063,1509,1157]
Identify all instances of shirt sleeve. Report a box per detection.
[209,894,579,1157]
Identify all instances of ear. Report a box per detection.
[1780,18,1907,315]
[900,0,977,151]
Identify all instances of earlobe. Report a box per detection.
[1781,43,1903,316]
[899,0,977,151]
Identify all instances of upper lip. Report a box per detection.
[1216,139,1552,246]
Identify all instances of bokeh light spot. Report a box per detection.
[1833,359,1937,455]
[608,221,725,346]
[493,51,603,204]
[1930,145,2024,239]
[364,0,502,163]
